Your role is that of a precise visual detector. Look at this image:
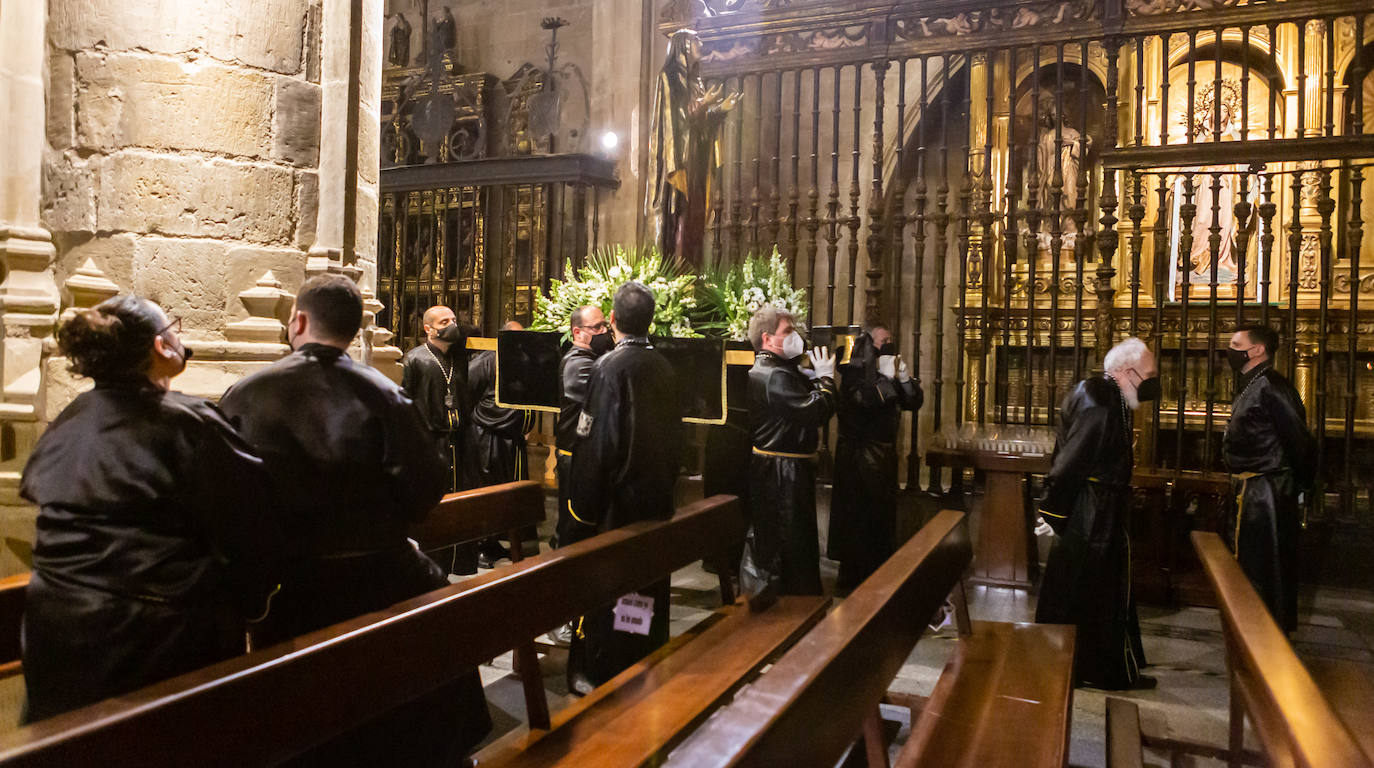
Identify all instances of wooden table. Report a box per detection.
[926,447,1051,590]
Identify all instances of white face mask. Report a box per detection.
[780,330,805,360]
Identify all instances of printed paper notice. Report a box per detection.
[612,593,654,636]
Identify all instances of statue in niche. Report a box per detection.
[646,28,741,267]
[432,7,458,56]
[387,12,411,67]
[1034,95,1091,248]
[1168,78,1251,297]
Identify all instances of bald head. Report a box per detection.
[422,305,457,350]
[502,320,524,332]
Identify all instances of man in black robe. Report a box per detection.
[740,306,837,604]
[220,275,490,764]
[829,325,923,591]
[564,282,683,694]
[401,304,474,573]
[462,320,535,567]
[554,304,613,549]
[1221,324,1315,633]
[402,305,470,492]
[1035,337,1160,690]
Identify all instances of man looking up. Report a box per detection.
[220,275,490,763]
[564,282,683,695]
[740,307,837,605]
[1222,324,1314,633]
[554,304,613,549]
[1035,337,1160,690]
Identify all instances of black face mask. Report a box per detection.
[589,332,615,357]
[877,343,897,357]
[1136,375,1161,402]
[436,323,463,344]
[1225,347,1251,373]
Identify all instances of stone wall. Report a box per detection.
[44,0,323,387]
[0,0,386,577]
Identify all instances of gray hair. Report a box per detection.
[1102,337,1149,374]
[747,306,794,351]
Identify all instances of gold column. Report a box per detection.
[1296,343,1318,425]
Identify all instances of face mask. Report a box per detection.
[1135,375,1161,402]
[164,337,190,376]
[436,323,463,343]
[589,331,615,357]
[877,343,897,357]
[1225,347,1250,373]
[780,330,805,360]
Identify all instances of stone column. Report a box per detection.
[0,0,61,411]
[0,0,60,537]
[310,0,361,277]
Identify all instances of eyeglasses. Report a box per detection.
[577,321,610,332]
[157,316,182,336]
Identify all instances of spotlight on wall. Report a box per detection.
[600,131,620,152]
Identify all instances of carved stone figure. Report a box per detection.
[1035,101,1091,241]
[646,29,741,267]
[388,12,411,67]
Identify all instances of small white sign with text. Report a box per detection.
[612,593,654,636]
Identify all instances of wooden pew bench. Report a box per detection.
[0,481,549,713]
[1107,532,1372,768]
[0,574,26,681]
[664,509,1077,768]
[0,494,825,767]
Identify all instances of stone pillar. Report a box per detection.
[0,0,61,405]
[0,0,61,558]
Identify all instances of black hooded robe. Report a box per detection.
[220,343,491,765]
[1222,363,1315,633]
[740,350,837,601]
[829,344,923,590]
[20,381,287,723]
[1034,376,1147,690]
[565,337,683,688]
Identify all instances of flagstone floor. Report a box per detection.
[475,483,1374,768]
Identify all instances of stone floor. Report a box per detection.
[473,483,1374,768]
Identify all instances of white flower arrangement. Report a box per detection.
[698,248,809,342]
[530,245,700,338]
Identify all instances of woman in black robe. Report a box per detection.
[20,296,285,722]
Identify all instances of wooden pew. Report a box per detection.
[0,494,818,767]
[1189,531,1372,768]
[0,481,544,687]
[408,480,551,728]
[0,574,26,681]
[665,509,1077,768]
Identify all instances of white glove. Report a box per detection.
[1034,517,1054,537]
[897,358,911,382]
[807,346,836,379]
[877,355,896,380]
